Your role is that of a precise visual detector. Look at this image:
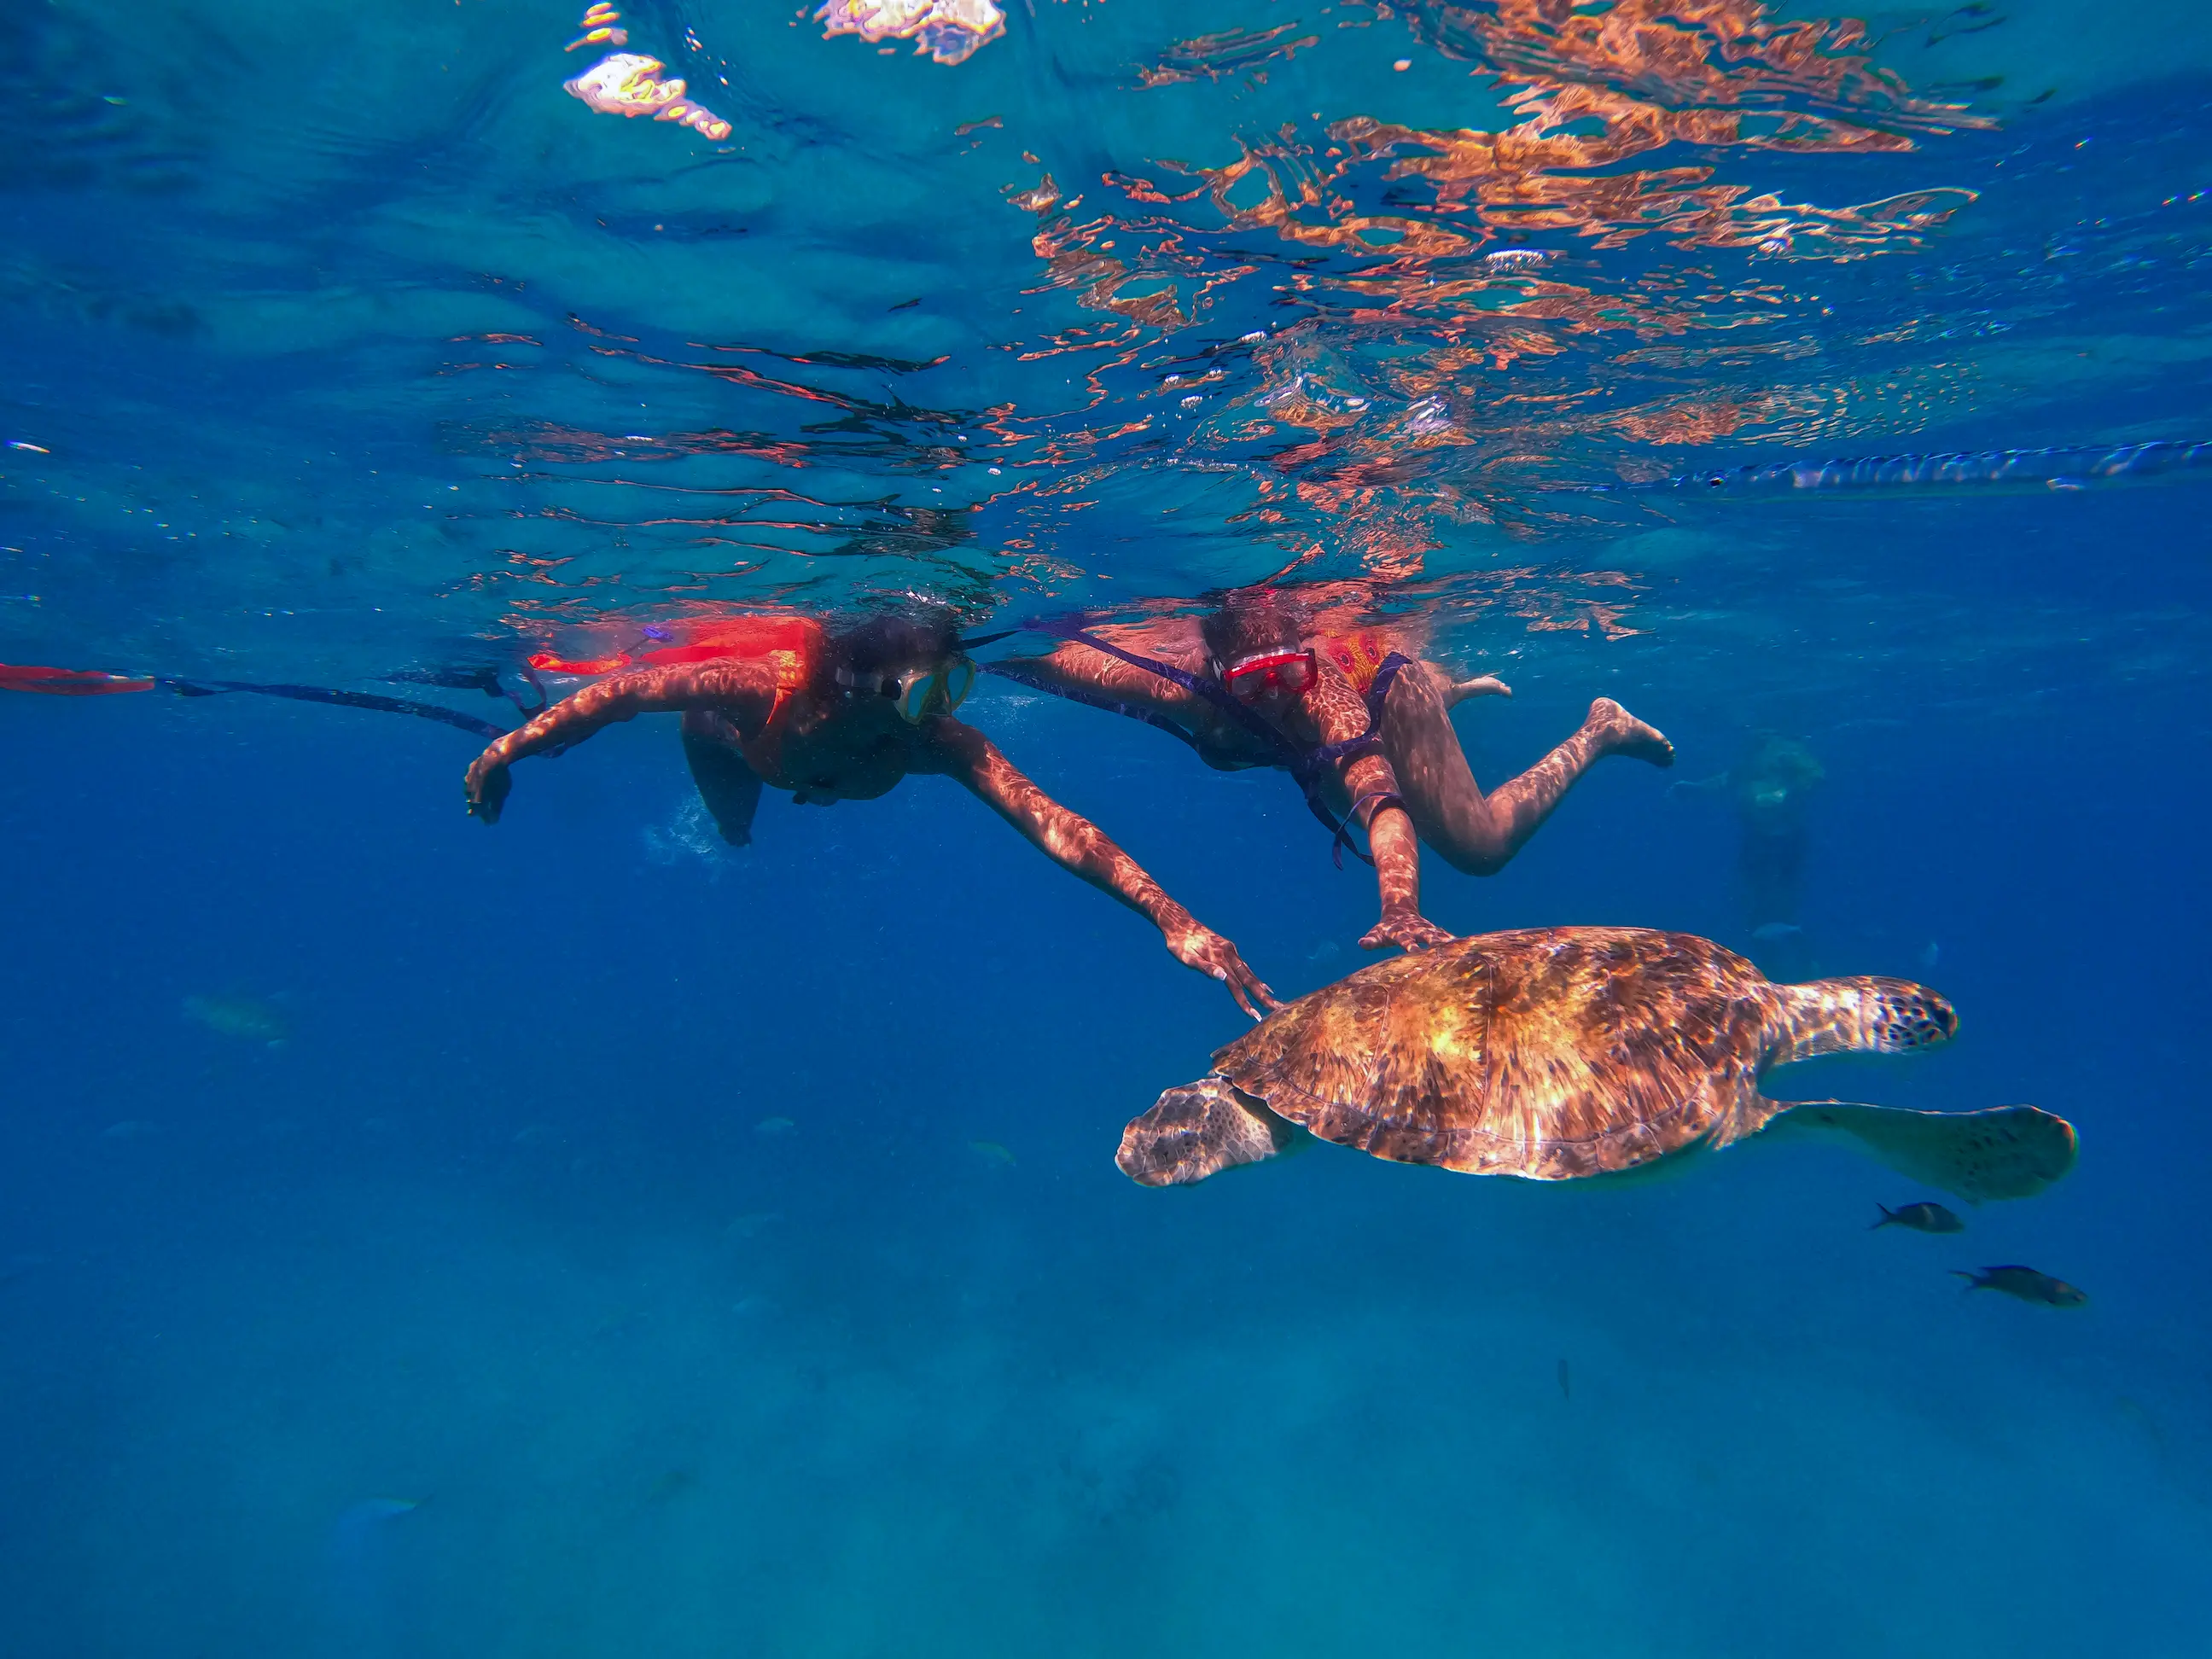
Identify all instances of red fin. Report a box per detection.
[0,662,157,696]
[527,652,631,675]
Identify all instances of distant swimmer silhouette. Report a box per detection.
[1728,734,1822,940]
[1115,927,2079,1200]
[992,585,1673,952]
[1674,731,1822,974]
[463,608,1278,1016]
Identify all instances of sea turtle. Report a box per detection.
[1116,927,2076,1202]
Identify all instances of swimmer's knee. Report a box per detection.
[1433,842,1512,877]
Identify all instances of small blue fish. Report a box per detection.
[335,1497,418,1528]
[183,992,290,1045]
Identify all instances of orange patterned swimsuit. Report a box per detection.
[1312,629,1394,696]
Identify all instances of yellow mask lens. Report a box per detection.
[940,655,977,712]
[894,667,941,723]
[891,657,977,722]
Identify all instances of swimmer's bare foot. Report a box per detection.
[1585,698,1674,768]
[1445,674,1512,707]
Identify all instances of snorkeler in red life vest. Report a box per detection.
[462,609,1279,1017]
[990,586,1674,952]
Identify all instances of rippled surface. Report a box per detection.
[5,3,2212,1655]
[8,0,2211,667]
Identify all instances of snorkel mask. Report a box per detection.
[1219,648,1315,701]
[835,655,979,723]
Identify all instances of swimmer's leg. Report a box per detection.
[680,710,764,847]
[1382,661,1674,876]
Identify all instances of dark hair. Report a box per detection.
[1199,587,1305,665]
[833,612,959,676]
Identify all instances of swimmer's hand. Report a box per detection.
[1360,910,1455,953]
[463,754,512,824]
[1164,917,1283,1022]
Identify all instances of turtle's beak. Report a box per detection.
[1870,984,1957,1051]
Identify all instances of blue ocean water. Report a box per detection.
[3,2,2210,1653]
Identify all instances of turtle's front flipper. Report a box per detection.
[1765,1100,2077,1202]
[1118,1076,1296,1187]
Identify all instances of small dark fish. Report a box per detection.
[1954,1266,2089,1307]
[888,297,922,311]
[1556,1359,1570,1402]
[1873,1202,1964,1233]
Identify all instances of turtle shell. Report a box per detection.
[1213,927,1780,1179]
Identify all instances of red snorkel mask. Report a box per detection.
[1220,649,1315,700]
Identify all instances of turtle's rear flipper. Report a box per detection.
[1768,1101,2077,1202]
[1118,1076,1295,1187]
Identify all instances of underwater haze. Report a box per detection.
[3,0,2211,1654]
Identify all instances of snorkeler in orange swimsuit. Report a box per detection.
[991,586,1674,952]
[463,610,1278,1017]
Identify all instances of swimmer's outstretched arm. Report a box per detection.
[926,718,1282,1020]
[1307,663,1454,954]
[463,661,784,823]
[994,641,1214,725]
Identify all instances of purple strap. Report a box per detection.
[1332,789,1406,870]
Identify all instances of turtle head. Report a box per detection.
[1116,1075,1297,1187]
[1864,981,1959,1051]
[1767,976,1957,1068]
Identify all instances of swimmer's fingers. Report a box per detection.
[1167,925,1282,1021]
[464,754,512,824]
[1360,911,1456,953]
[1220,952,1283,1022]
